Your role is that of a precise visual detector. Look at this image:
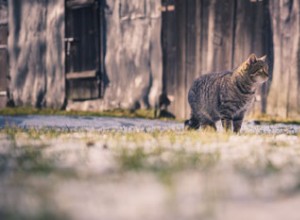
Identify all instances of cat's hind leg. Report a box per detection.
[200,121,217,132]
[199,116,217,131]
[184,117,200,130]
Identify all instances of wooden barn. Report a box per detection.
[0,0,299,119]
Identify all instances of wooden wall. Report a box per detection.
[2,0,299,119]
[163,0,274,119]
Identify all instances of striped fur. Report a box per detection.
[185,54,269,132]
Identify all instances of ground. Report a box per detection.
[0,115,300,220]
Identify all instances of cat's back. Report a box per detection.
[189,71,232,93]
[188,71,232,108]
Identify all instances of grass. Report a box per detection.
[1,126,66,140]
[1,107,300,124]
[248,113,300,125]
[0,128,76,177]
[0,122,299,220]
[0,127,300,217]
[1,127,299,181]
[116,145,220,185]
[0,107,165,119]
[0,143,62,175]
[0,209,70,220]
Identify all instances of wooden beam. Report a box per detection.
[66,70,97,80]
[66,0,94,8]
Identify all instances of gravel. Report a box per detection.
[1,115,299,134]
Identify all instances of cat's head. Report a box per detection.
[244,54,269,83]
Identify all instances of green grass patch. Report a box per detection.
[116,145,220,174]
[1,126,65,140]
[0,144,56,175]
[248,114,300,125]
[0,107,169,120]
[0,209,70,220]
[115,144,220,185]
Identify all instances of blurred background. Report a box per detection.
[0,0,299,119]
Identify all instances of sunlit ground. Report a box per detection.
[1,127,300,220]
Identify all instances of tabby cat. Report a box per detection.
[185,54,269,133]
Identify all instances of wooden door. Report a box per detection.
[65,0,103,100]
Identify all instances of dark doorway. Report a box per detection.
[65,0,105,100]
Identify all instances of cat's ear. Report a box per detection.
[247,54,257,65]
[259,55,267,62]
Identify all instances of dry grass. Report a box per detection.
[1,127,300,220]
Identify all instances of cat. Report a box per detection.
[184,54,269,133]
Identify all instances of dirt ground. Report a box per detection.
[0,115,300,220]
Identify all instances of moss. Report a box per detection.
[0,107,173,120]
[247,114,300,125]
[1,127,66,140]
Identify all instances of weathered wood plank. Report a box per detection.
[185,0,196,117]
[162,0,178,115]
[199,0,210,73]
[66,70,97,79]
[208,0,235,72]
[0,22,7,108]
[67,78,99,100]
[66,0,94,8]
[172,0,187,119]
[267,0,300,118]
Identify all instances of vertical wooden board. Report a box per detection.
[173,0,186,119]
[199,0,210,73]
[252,1,266,115]
[0,49,6,89]
[184,0,196,118]
[194,0,209,76]
[0,24,7,44]
[162,0,177,97]
[0,25,7,89]
[99,0,105,97]
[67,79,99,100]
[261,0,274,114]
[209,0,235,71]
[194,0,202,78]
[233,0,254,67]
[0,24,7,108]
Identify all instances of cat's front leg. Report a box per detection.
[233,112,245,133]
[221,118,232,132]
